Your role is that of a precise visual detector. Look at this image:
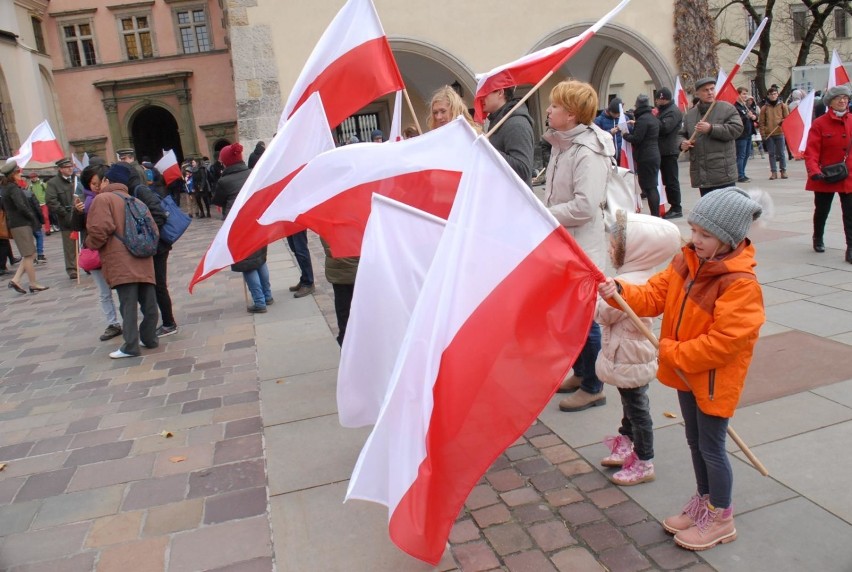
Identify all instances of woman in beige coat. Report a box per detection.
[544,79,613,412]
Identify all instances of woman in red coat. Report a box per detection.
[804,85,852,263]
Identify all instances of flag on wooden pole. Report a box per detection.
[715,17,768,104]
[9,120,64,167]
[155,150,182,186]
[781,90,816,160]
[828,49,851,89]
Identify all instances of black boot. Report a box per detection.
[846,248,852,264]
[813,237,825,253]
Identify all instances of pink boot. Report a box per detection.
[600,434,633,467]
[674,504,736,551]
[663,493,709,534]
[610,452,655,486]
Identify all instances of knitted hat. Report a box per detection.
[635,94,651,108]
[688,187,762,248]
[655,87,672,101]
[219,143,244,168]
[694,77,715,90]
[104,163,131,187]
[823,85,852,108]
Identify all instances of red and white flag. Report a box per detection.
[828,49,851,89]
[338,196,445,428]
[278,0,403,132]
[674,76,689,112]
[155,149,182,186]
[715,17,768,104]
[473,0,630,122]
[345,136,603,565]
[191,93,335,291]
[388,90,403,142]
[617,102,635,172]
[782,89,816,160]
[9,120,64,167]
[256,117,479,258]
[657,171,668,217]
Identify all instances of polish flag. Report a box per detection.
[657,171,668,217]
[617,102,635,172]
[715,17,768,105]
[674,76,689,112]
[473,0,630,123]
[828,49,851,89]
[190,93,335,291]
[782,89,816,160]
[72,153,85,172]
[338,196,445,428]
[155,149,182,186]
[9,120,64,167]
[278,0,403,132]
[388,91,403,142]
[345,136,604,564]
[256,117,479,258]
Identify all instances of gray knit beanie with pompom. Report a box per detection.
[688,187,762,248]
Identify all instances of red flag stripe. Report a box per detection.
[288,37,403,129]
[30,139,65,164]
[388,225,600,564]
[715,64,740,104]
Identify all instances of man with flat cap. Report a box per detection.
[44,158,81,279]
[116,148,148,187]
[655,87,684,218]
[678,76,743,196]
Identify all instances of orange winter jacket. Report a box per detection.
[611,241,765,417]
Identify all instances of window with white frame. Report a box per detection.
[120,14,154,60]
[62,21,97,67]
[175,7,211,54]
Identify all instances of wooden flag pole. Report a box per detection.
[402,89,423,135]
[486,70,555,139]
[611,291,770,477]
[686,100,719,145]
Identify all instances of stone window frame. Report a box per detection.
[31,15,47,54]
[108,2,158,62]
[54,10,99,68]
[167,1,213,54]
[790,5,808,42]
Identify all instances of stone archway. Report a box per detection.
[127,104,184,164]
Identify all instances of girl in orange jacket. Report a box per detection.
[598,187,765,552]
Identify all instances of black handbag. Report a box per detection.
[820,139,852,183]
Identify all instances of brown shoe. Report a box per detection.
[556,374,582,394]
[780,170,788,179]
[769,172,777,180]
[293,284,315,298]
[289,282,302,292]
[558,389,606,412]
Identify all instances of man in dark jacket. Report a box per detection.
[734,87,757,183]
[247,141,265,168]
[655,88,685,218]
[482,86,535,186]
[594,98,624,164]
[44,158,79,279]
[623,94,662,216]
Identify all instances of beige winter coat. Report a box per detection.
[595,211,683,388]
[543,123,614,271]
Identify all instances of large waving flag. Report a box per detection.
[278,0,403,131]
[338,196,445,428]
[345,136,604,564]
[715,18,768,104]
[191,93,335,291]
[473,0,630,122]
[155,149,182,186]
[782,90,816,160]
[257,117,479,258]
[674,76,689,112]
[828,49,851,89]
[9,120,64,167]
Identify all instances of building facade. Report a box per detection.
[0,0,63,163]
[41,0,237,164]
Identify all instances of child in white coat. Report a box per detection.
[596,210,682,485]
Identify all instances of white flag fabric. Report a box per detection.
[388,90,403,142]
[829,49,851,89]
[618,103,635,172]
[337,196,446,428]
[155,149,182,186]
[346,136,603,564]
[191,93,334,290]
[9,120,64,168]
[72,153,85,172]
[782,90,816,159]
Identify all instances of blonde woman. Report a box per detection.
[427,85,481,133]
[544,79,613,412]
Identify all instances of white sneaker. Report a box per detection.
[109,349,139,359]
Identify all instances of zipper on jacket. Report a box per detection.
[709,369,716,401]
[674,259,706,341]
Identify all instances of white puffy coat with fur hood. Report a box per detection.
[595,211,682,388]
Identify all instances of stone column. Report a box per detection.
[102,97,123,157]
[176,88,200,158]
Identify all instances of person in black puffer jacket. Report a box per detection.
[623,94,662,216]
[483,88,535,186]
[211,143,250,219]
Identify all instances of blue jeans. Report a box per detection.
[735,138,751,180]
[766,135,787,174]
[573,322,602,394]
[243,262,272,308]
[286,230,314,286]
[91,269,120,326]
[33,228,44,256]
[678,390,732,509]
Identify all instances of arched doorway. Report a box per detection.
[213,138,230,154]
[130,105,184,163]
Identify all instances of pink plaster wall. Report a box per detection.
[43,0,235,157]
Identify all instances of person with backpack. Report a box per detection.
[85,164,159,359]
